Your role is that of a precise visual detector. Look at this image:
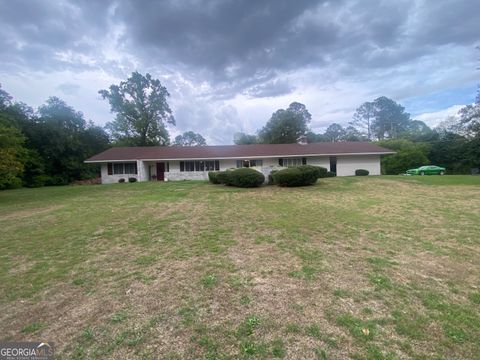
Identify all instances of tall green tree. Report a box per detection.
[99,72,175,146]
[371,97,411,139]
[351,101,375,140]
[344,126,365,141]
[0,125,25,189]
[323,123,346,142]
[428,133,473,173]
[31,97,109,184]
[305,131,323,143]
[352,97,411,140]
[174,131,207,146]
[258,102,311,144]
[0,85,110,188]
[233,132,258,145]
[377,139,430,175]
[402,120,437,142]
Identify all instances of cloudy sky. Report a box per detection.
[0,0,478,144]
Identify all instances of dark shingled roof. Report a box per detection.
[85,142,394,162]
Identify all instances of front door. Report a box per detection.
[156,162,165,181]
[329,156,337,174]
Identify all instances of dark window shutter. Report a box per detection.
[278,158,283,166]
[215,160,219,171]
[166,162,169,172]
[180,161,184,172]
[302,157,307,165]
[107,163,113,175]
[134,162,138,174]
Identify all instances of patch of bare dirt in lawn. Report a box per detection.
[7,255,32,276]
[0,253,206,357]
[0,283,116,342]
[393,249,480,295]
[0,205,64,221]
[2,180,479,358]
[0,196,235,356]
[137,200,192,218]
[218,229,383,358]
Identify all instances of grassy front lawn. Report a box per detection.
[0,176,479,359]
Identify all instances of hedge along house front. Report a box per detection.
[85,142,395,184]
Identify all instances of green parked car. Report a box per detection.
[406,165,446,176]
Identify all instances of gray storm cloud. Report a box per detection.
[0,0,478,143]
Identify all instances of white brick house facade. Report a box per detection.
[86,143,393,184]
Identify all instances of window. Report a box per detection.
[204,160,219,171]
[180,160,219,172]
[195,161,204,171]
[113,163,124,174]
[180,161,195,172]
[111,162,137,175]
[280,158,303,167]
[236,159,263,168]
[124,162,136,174]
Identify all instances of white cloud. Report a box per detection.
[415,105,464,128]
[0,0,478,145]
[1,70,119,124]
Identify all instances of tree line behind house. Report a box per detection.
[234,96,480,175]
[1,71,479,189]
[0,73,206,189]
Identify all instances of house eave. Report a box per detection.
[84,151,395,163]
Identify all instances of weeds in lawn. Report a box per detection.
[270,338,286,358]
[240,295,251,305]
[333,289,351,298]
[314,348,328,360]
[110,310,128,323]
[336,314,377,341]
[201,274,218,287]
[285,323,301,334]
[306,324,322,339]
[468,292,480,304]
[178,306,197,326]
[21,322,44,334]
[1,177,479,358]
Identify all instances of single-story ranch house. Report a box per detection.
[85,141,394,184]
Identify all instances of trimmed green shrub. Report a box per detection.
[355,169,369,176]
[118,178,126,183]
[224,168,264,188]
[128,177,137,183]
[272,166,320,187]
[216,171,230,184]
[268,170,278,185]
[208,171,220,184]
[326,171,336,177]
[317,167,328,178]
[298,165,328,178]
